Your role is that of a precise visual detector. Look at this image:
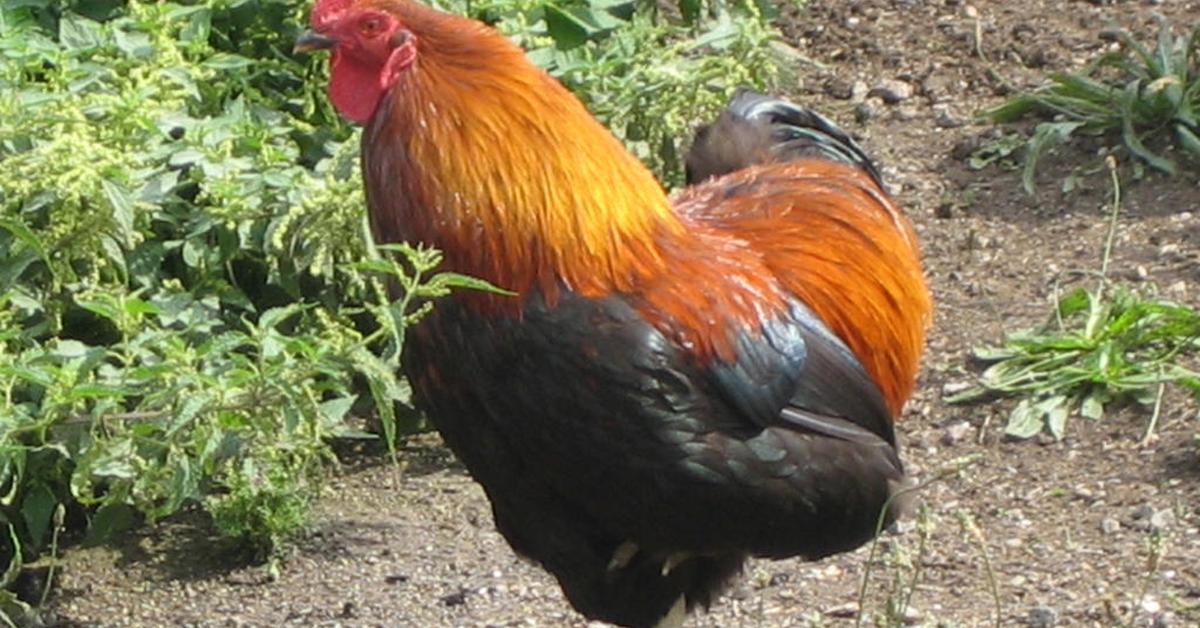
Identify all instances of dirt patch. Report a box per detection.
[43,0,1200,626]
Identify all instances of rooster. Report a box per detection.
[296,2,930,626]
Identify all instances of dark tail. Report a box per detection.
[685,88,883,187]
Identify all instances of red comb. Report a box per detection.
[311,0,353,28]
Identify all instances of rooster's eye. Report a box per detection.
[359,16,383,36]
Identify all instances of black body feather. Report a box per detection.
[404,290,903,627]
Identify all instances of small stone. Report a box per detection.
[1141,596,1161,615]
[441,588,468,606]
[869,79,914,104]
[1150,509,1175,531]
[934,106,968,128]
[942,421,972,445]
[851,80,870,102]
[1132,504,1155,520]
[1027,605,1058,628]
[1100,517,1120,534]
[825,602,858,618]
[854,102,877,124]
[826,79,854,100]
[942,381,972,395]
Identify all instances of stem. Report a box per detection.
[1139,379,1166,446]
[856,455,981,626]
[1098,156,1122,296]
[38,505,65,608]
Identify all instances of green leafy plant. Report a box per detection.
[981,17,1199,193]
[947,162,1200,439]
[948,284,1200,439]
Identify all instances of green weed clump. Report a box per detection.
[948,163,1200,439]
[0,0,791,617]
[981,18,1199,193]
[948,285,1200,439]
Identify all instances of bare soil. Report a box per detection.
[41,0,1200,626]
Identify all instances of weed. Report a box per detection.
[981,17,1199,193]
[948,160,1200,439]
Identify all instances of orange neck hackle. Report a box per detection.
[360,1,683,305]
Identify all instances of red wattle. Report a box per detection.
[329,49,384,124]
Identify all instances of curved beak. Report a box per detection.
[294,30,338,54]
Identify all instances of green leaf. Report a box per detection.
[168,393,210,436]
[1120,80,1177,175]
[430,272,517,296]
[257,304,304,331]
[1045,397,1069,440]
[58,13,105,50]
[101,179,136,246]
[1005,399,1044,439]
[0,218,49,267]
[202,53,254,70]
[544,4,593,50]
[68,383,135,400]
[1080,393,1105,420]
[90,439,137,479]
[1022,121,1082,194]
[21,483,57,549]
[84,502,136,546]
[319,396,357,425]
[1175,122,1200,157]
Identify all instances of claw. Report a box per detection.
[607,541,638,571]
[660,551,689,577]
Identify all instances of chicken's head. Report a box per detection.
[295,0,416,123]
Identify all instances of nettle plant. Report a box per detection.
[0,0,791,614]
[0,0,476,607]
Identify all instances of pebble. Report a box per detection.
[1027,605,1058,628]
[855,102,877,124]
[1150,509,1175,531]
[941,421,972,445]
[893,106,920,121]
[826,79,855,100]
[1100,517,1120,534]
[869,79,914,104]
[934,106,968,128]
[851,80,869,102]
[942,381,972,395]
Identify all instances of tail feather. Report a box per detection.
[685,88,883,187]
